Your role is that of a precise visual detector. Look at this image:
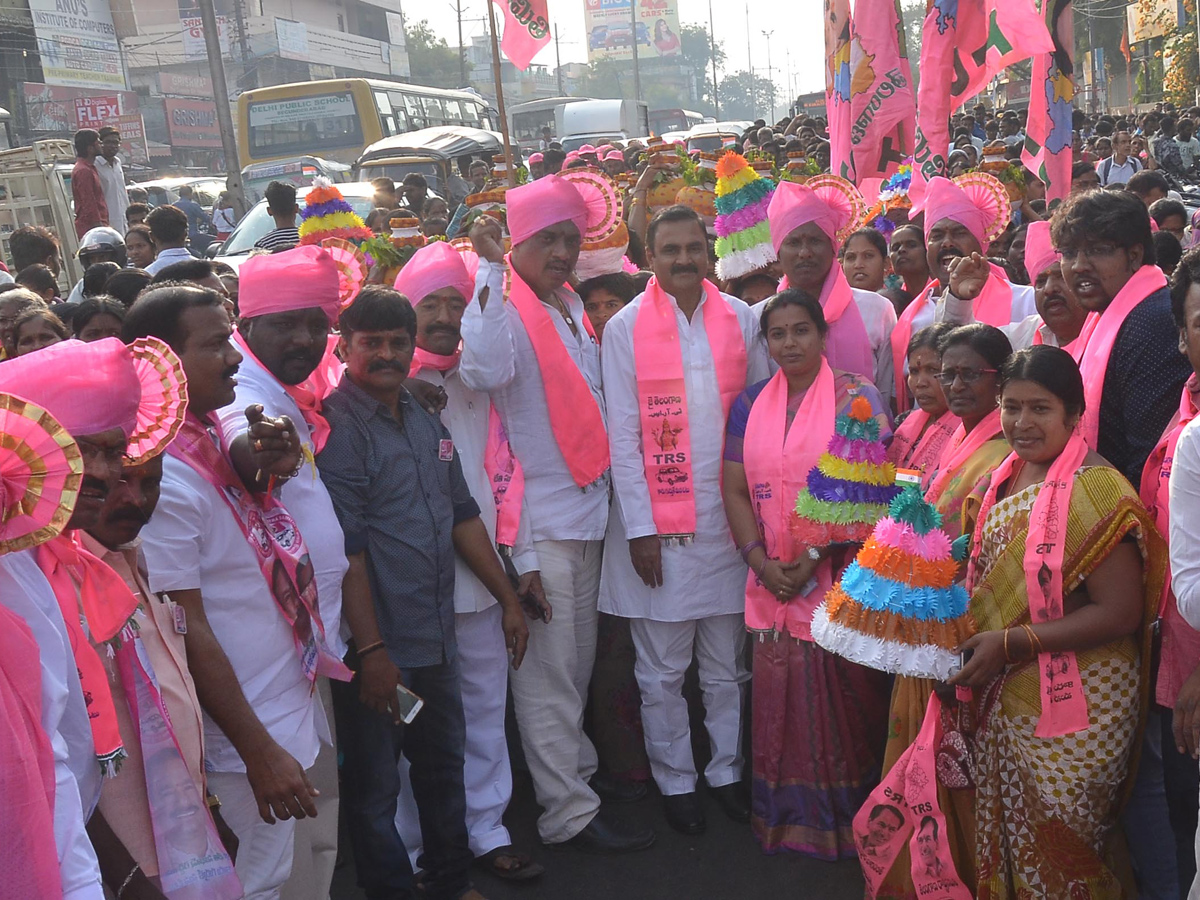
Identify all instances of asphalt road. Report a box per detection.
[330,769,867,900]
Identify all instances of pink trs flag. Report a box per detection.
[1022,0,1075,202]
[493,0,551,70]
[826,0,857,180]
[848,0,916,183]
[912,0,1053,191]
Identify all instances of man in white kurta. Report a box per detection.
[393,242,544,878]
[600,207,769,833]
[459,180,654,852]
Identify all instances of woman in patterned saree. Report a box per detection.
[879,323,1013,899]
[887,322,959,486]
[952,346,1166,898]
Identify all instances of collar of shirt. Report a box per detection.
[337,375,412,422]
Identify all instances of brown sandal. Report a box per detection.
[475,846,545,882]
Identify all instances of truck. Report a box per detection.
[0,140,81,292]
[557,99,651,152]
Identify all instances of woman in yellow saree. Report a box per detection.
[879,324,1012,899]
[951,346,1166,898]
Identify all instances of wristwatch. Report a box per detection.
[807,547,821,562]
[206,793,221,810]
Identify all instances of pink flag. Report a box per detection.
[825,0,856,181]
[848,0,916,183]
[492,0,551,70]
[1022,0,1075,202]
[912,0,1053,193]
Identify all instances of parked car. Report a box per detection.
[131,176,226,214]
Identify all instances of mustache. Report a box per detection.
[105,503,150,525]
[367,360,407,373]
[222,364,239,380]
[424,324,459,336]
[671,264,699,275]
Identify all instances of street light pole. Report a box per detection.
[745,3,754,119]
[708,0,719,117]
[761,29,774,121]
[630,0,642,101]
[196,0,247,217]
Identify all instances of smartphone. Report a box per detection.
[395,684,424,725]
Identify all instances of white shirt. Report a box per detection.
[599,288,769,621]
[750,286,898,407]
[216,350,348,657]
[1170,418,1200,630]
[1095,155,1142,186]
[212,206,237,234]
[0,553,104,900]
[144,246,194,275]
[95,154,129,229]
[414,363,540,613]
[941,294,1056,349]
[459,259,610,542]
[141,454,328,773]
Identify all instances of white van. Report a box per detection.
[558,100,650,152]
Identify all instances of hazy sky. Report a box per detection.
[409,0,828,101]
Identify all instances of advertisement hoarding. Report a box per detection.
[23,83,139,133]
[181,15,232,61]
[114,114,150,164]
[164,98,221,148]
[158,72,214,97]
[28,0,126,90]
[73,95,121,128]
[584,0,682,63]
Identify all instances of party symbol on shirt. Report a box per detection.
[652,417,683,452]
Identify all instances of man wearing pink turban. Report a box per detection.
[460,180,656,853]
[392,241,547,882]
[889,175,1037,411]
[765,179,899,408]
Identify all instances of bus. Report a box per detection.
[510,96,593,147]
[236,79,495,167]
[649,108,707,135]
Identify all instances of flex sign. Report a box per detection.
[164,98,221,148]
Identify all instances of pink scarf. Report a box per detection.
[37,531,141,775]
[924,408,1004,506]
[779,265,874,380]
[168,414,350,684]
[633,277,747,541]
[741,361,835,640]
[232,331,333,454]
[967,430,1092,737]
[890,266,1015,412]
[117,640,242,898]
[887,408,961,490]
[505,255,610,488]
[410,345,525,551]
[1140,377,1200,707]
[855,695,972,898]
[1078,264,1168,446]
[0,603,61,900]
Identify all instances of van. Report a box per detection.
[558,100,650,152]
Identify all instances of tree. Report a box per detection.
[901,0,924,93]
[680,23,725,115]
[718,70,778,120]
[406,20,466,89]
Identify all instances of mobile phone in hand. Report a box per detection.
[395,684,424,724]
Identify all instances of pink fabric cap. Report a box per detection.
[767,180,846,253]
[528,152,544,164]
[0,338,140,438]
[564,151,580,163]
[580,144,596,153]
[507,175,589,247]
[239,244,342,324]
[394,242,474,304]
[915,176,990,250]
[604,150,625,162]
[1023,220,1061,279]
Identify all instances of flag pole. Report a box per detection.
[486,0,517,188]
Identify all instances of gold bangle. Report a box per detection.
[1003,627,1012,664]
[1021,622,1042,658]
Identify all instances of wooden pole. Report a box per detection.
[485,0,517,188]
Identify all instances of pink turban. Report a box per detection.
[507,175,589,247]
[1023,220,1061,279]
[394,242,474,303]
[528,152,544,164]
[0,338,140,438]
[916,176,992,250]
[768,180,851,253]
[239,244,342,324]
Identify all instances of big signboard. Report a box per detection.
[584,0,683,63]
[29,0,126,90]
[164,98,221,148]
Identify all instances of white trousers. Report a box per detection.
[395,603,514,864]
[628,614,748,796]
[281,677,338,900]
[207,768,301,900]
[509,539,603,843]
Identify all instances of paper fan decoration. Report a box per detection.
[792,395,901,545]
[803,175,868,245]
[126,337,188,465]
[811,473,976,680]
[298,177,374,245]
[953,172,1011,245]
[0,393,83,553]
[559,167,624,243]
[320,237,370,306]
[714,152,778,281]
[577,221,631,280]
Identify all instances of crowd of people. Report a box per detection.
[2,99,1200,900]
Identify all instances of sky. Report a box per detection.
[408,0,828,105]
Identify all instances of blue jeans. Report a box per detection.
[1120,710,1180,900]
[1161,708,1199,898]
[332,648,472,900]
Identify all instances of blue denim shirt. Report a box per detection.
[318,377,480,667]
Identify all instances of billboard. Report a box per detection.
[181,15,232,61]
[584,0,682,63]
[164,98,221,148]
[29,0,125,90]
[23,82,139,133]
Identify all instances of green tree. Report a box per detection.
[901,0,923,93]
[406,20,466,89]
[718,70,777,120]
[680,23,725,114]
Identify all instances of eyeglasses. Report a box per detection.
[1059,242,1119,262]
[937,367,998,387]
